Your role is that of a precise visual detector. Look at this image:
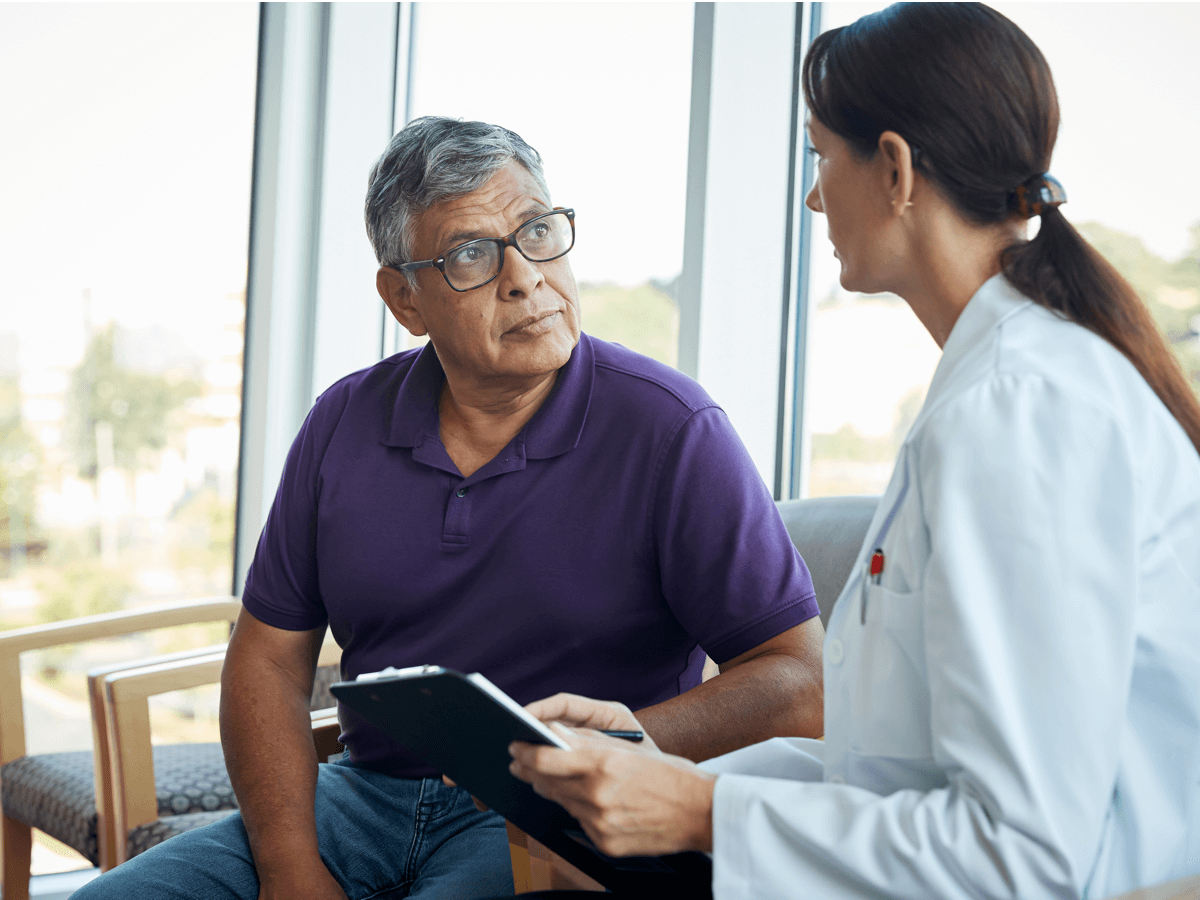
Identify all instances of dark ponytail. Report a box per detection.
[803,2,1200,455]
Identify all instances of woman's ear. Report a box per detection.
[878,130,916,217]
[377,268,428,337]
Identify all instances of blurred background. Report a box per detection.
[1,1,1196,878]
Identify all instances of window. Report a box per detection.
[0,4,258,874]
[798,1,1200,497]
[405,2,694,367]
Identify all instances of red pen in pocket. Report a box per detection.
[863,549,885,624]
[869,549,885,584]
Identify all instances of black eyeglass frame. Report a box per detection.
[394,208,576,293]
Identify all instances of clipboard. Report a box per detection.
[331,666,712,897]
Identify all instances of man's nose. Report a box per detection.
[496,246,544,299]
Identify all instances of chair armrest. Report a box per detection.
[311,707,343,764]
[102,650,229,862]
[0,597,241,658]
[505,821,605,893]
[1106,873,1200,900]
[98,637,341,866]
[0,596,240,765]
[87,644,229,870]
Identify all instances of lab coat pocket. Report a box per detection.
[850,583,931,760]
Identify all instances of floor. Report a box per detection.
[28,868,101,900]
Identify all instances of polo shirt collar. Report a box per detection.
[382,334,594,461]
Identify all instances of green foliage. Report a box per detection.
[1077,221,1200,401]
[811,425,894,464]
[170,485,235,573]
[1076,222,1170,305]
[34,560,131,623]
[1167,224,1200,291]
[0,376,44,565]
[577,282,679,367]
[64,323,202,478]
[811,386,926,467]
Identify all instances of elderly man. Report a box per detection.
[72,117,823,900]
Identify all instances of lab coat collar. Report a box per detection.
[908,274,1032,439]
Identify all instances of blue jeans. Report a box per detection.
[71,758,513,900]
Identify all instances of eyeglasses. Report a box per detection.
[396,209,576,292]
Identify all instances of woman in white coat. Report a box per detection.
[508,4,1200,898]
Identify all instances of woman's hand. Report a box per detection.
[524,692,658,748]
[508,716,716,857]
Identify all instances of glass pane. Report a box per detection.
[801,2,1200,497]
[0,6,258,859]
[407,2,693,367]
[993,1,1200,410]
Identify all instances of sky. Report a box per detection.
[803,2,1200,446]
[808,2,1200,336]
[816,2,1200,262]
[408,2,695,287]
[0,3,259,361]
[2,2,1198,369]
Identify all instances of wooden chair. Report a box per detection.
[94,638,342,867]
[0,597,242,900]
[506,822,605,893]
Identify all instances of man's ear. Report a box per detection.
[878,130,915,217]
[377,268,428,337]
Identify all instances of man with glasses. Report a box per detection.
[74,117,824,900]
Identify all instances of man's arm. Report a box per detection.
[633,617,824,762]
[220,608,348,900]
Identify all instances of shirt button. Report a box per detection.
[827,639,844,665]
[456,488,467,498]
[829,774,846,784]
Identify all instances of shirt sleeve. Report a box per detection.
[711,374,1139,899]
[653,406,818,664]
[240,397,341,632]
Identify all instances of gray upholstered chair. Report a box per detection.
[775,495,880,626]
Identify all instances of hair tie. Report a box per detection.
[1009,173,1067,219]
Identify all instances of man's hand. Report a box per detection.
[508,718,715,858]
[257,858,348,900]
[221,610,333,898]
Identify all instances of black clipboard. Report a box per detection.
[331,666,712,898]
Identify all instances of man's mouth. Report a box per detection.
[506,311,559,336]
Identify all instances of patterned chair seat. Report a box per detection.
[126,809,238,860]
[1,743,236,866]
[0,663,341,867]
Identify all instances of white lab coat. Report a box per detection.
[705,275,1200,899]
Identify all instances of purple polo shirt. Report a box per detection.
[242,334,817,778]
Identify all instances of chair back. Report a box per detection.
[775,496,879,627]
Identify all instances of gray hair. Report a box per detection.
[364,116,550,288]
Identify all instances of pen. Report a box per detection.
[599,730,644,742]
[863,548,885,624]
